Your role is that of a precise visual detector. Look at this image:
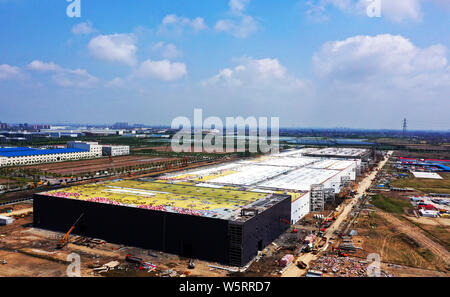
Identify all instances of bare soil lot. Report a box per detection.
[18,156,176,176]
[0,202,231,278]
[353,210,449,274]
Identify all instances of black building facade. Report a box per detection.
[33,193,291,267]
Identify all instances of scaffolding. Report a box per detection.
[324,188,336,203]
[341,176,351,187]
[361,162,368,172]
[310,184,325,212]
[355,165,362,176]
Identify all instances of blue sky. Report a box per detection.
[0,0,449,130]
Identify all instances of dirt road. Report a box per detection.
[376,211,450,265]
[4,207,33,217]
[324,155,390,239]
[282,154,391,277]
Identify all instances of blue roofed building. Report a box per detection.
[0,143,102,167]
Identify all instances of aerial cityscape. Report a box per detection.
[0,0,449,290]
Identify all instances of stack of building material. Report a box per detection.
[279,254,294,267]
[304,234,316,244]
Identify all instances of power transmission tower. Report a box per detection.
[402,118,407,138]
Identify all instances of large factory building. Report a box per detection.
[34,180,291,267]
[0,147,98,167]
[158,148,365,223]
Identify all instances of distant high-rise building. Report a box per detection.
[0,122,8,130]
[112,122,129,129]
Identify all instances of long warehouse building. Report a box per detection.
[158,147,364,223]
[0,147,100,167]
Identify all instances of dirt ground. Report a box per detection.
[0,179,15,184]
[16,156,176,176]
[0,202,232,278]
[353,210,449,274]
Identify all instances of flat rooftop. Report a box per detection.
[258,167,341,192]
[159,148,359,194]
[164,162,291,186]
[0,147,88,157]
[308,159,357,170]
[40,180,286,221]
[304,148,369,158]
[254,156,319,167]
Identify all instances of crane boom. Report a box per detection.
[57,213,84,249]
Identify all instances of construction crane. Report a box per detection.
[56,213,84,249]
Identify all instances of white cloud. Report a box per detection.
[159,14,207,35]
[204,57,304,90]
[0,64,22,80]
[305,34,450,130]
[313,34,450,99]
[215,15,258,39]
[136,59,187,82]
[215,0,258,38]
[230,0,250,14]
[314,34,448,81]
[381,0,422,22]
[152,42,182,60]
[72,21,96,35]
[27,60,61,72]
[51,68,99,88]
[88,34,137,66]
[306,0,424,22]
[27,60,98,88]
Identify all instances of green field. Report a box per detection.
[390,173,450,194]
[371,194,412,214]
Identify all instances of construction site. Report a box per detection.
[0,147,449,277]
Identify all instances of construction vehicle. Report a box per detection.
[56,213,84,249]
[126,254,157,271]
[297,261,308,269]
[140,261,156,271]
[126,254,143,264]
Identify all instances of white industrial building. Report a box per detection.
[0,141,103,167]
[67,141,103,157]
[102,145,130,157]
[0,147,99,167]
[159,147,363,224]
[304,147,371,161]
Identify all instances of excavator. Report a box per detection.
[56,213,84,249]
